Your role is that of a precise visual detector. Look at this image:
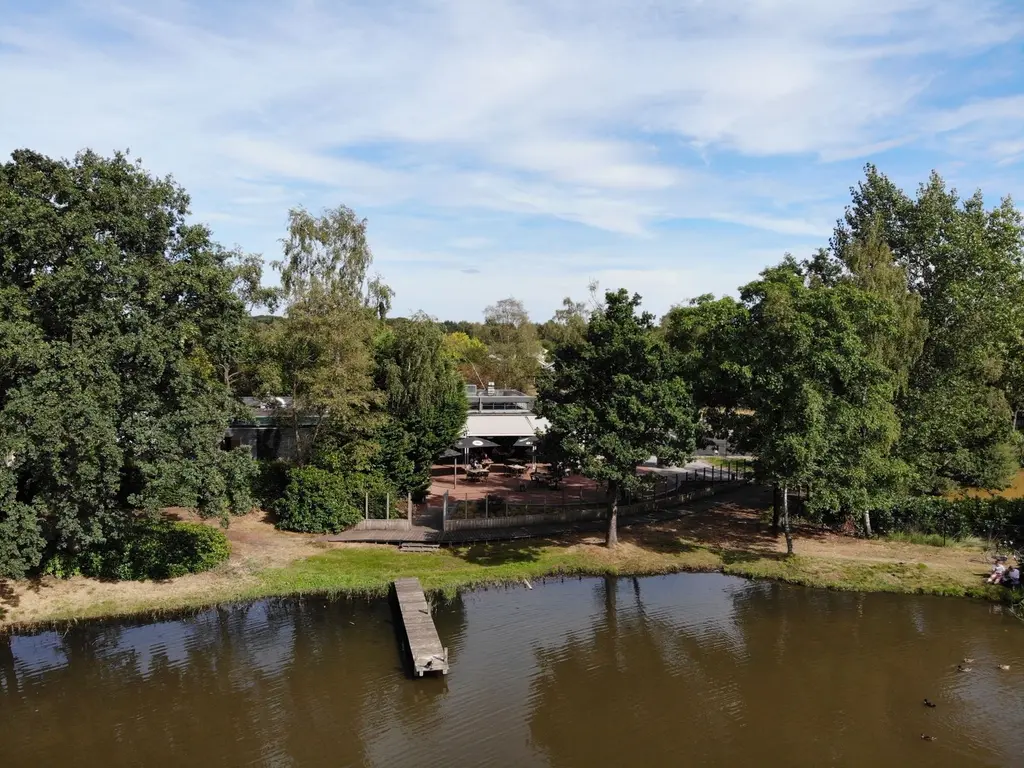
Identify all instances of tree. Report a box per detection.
[832,167,1024,493]
[482,297,542,392]
[373,314,467,499]
[277,204,393,318]
[443,331,490,386]
[736,260,890,553]
[827,222,925,535]
[0,149,251,577]
[216,251,281,394]
[259,206,387,465]
[661,293,750,448]
[536,289,698,546]
[538,281,602,353]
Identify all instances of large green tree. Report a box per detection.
[0,149,251,577]
[536,289,698,546]
[832,166,1024,493]
[373,314,467,499]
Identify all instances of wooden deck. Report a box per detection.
[392,577,449,677]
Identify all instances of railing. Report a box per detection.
[441,472,749,532]
[353,492,414,530]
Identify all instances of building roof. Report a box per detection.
[464,411,550,438]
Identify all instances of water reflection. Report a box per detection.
[2,575,1022,767]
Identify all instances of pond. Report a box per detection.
[2,574,1022,767]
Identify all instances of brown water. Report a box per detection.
[2,574,1022,767]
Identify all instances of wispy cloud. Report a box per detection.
[1,0,1022,318]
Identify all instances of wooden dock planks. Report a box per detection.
[392,577,449,677]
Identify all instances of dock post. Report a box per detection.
[365,492,369,520]
[407,493,413,523]
[386,493,390,519]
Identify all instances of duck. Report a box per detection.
[963,657,975,663]
[998,664,1010,671]
[957,665,973,672]
[923,699,937,708]
[921,734,937,742]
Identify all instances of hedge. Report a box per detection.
[44,517,231,581]
[274,467,400,534]
[870,496,1024,542]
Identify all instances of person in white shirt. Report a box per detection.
[986,557,1008,584]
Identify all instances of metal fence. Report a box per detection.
[439,466,751,526]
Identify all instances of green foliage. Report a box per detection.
[373,315,466,499]
[275,467,357,533]
[254,459,291,508]
[44,518,230,581]
[869,495,1024,542]
[537,289,698,544]
[482,297,543,392]
[833,165,1024,493]
[443,331,490,387]
[255,204,393,466]
[0,149,252,578]
[274,466,398,533]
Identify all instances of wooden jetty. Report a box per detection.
[391,577,449,677]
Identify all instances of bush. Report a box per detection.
[275,467,362,533]
[43,517,231,581]
[869,496,1024,542]
[274,467,400,533]
[217,447,259,516]
[254,459,291,508]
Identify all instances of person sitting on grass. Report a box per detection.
[986,557,1008,584]
[1003,563,1020,588]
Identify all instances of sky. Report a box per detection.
[2,0,1024,321]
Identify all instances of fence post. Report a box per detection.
[407,493,412,523]
[365,492,369,520]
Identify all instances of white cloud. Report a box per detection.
[0,0,1022,317]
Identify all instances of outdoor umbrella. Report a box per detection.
[439,448,461,459]
[514,435,539,469]
[451,437,499,449]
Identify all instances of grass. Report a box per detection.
[0,487,1013,631]
[882,531,987,548]
[704,456,753,470]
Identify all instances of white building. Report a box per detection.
[462,383,549,440]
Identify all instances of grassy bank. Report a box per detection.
[0,488,1012,631]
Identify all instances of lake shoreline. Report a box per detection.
[2,496,1013,633]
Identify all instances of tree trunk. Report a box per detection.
[862,509,873,538]
[771,484,781,534]
[606,480,619,548]
[782,483,794,555]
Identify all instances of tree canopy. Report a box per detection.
[0,149,252,577]
[536,289,698,546]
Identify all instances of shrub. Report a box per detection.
[274,467,400,532]
[275,467,362,533]
[254,459,291,508]
[869,496,1024,542]
[218,447,259,516]
[43,517,231,581]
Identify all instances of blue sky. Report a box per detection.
[2,0,1024,321]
